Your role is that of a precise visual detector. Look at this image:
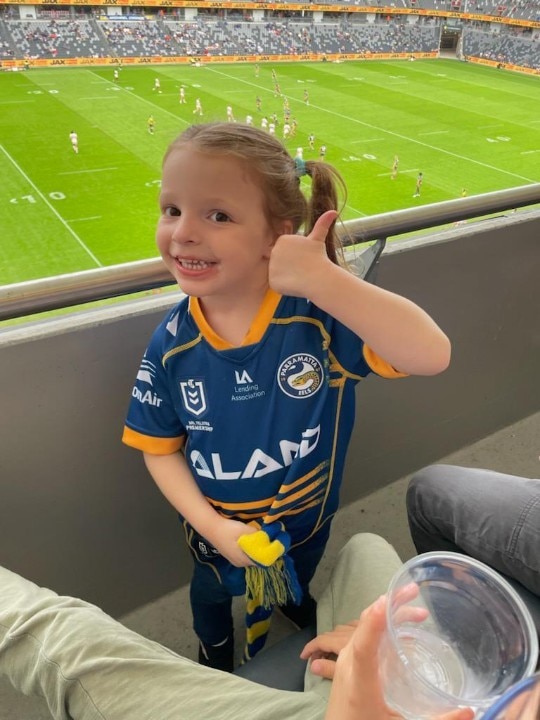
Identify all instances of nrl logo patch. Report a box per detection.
[179,378,207,416]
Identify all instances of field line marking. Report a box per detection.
[343,202,367,217]
[418,130,449,136]
[350,138,384,144]
[59,167,118,175]
[0,145,102,268]
[300,178,366,217]
[79,96,120,101]
[377,168,419,176]
[202,66,299,105]
[85,70,191,126]
[521,150,540,155]
[0,100,36,105]
[67,216,102,222]
[205,67,537,185]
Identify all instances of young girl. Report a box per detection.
[122,122,451,672]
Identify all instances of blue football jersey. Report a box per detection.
[123,289,403,544]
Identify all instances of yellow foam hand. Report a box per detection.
[238,530,286,567]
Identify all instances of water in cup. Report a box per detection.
[396,627,465,694]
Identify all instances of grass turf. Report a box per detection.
[1,58,539,286]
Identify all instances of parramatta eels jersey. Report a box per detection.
[123,289,404,546]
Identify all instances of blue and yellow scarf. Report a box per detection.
[237,521,302,661]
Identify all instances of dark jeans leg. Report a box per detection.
[190,562,234,646]
[406,464,540,596]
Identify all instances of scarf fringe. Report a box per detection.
[244,555,302,610]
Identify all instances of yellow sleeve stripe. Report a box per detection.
[271,475,327,510]
[278,461,329,493]
[363,345,408,379]
[269,498,323,522]
[207,495,275,512]
[209,495,324,522]
[215,509,269,521]
[121,426,184,455]
[205,465,328,515]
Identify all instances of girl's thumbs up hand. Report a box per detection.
[269,211,338,298]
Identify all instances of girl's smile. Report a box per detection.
[175,257,217,274]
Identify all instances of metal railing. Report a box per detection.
[1,183,539,322]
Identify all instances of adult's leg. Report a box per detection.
[305,533,403,700]
[0,534,402,719]
[407,464,540,596]
[0,566,323,720]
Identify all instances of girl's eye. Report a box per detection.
[210,211,230,223]
[164,206,180,217]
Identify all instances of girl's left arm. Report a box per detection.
[269,211,451,376]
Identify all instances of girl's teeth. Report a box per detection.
[180,259,210,269]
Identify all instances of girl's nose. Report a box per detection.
[171,215,197,244]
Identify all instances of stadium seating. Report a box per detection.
[462,27,540,68]
[4,19,108,59]
[1,18,441,59]
[0,9,537,70]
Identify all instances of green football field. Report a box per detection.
[1,58,539,286]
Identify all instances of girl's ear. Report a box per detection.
[272,220,293,241]
[263,220,294,259]
[279,220,294,236]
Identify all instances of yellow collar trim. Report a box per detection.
[189,290,282,349]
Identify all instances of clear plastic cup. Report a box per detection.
[481,673,540,720]
[378,552,538,719]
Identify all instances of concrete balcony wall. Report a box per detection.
[0,211,539,617]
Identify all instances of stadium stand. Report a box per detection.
[0,18,440,59]
[4,19,109,58]
[392,0,540,20]
[462,26,540,68]
[99,19,176,57]
[0,3,538,70]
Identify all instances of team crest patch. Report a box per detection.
[179,379,207,416]
[277,354,324,399]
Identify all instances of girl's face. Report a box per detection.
[157,146,287,306]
